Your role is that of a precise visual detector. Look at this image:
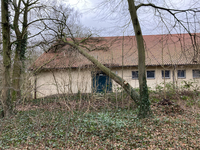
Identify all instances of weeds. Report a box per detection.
[0,85,200,149]
[0,98,200,149]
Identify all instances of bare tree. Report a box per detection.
[88,0,200,118]
[11,0,31,103]
[33,6,141,105]
[11,0,82,102]
[0,0,82,116]
[1,0,12,117]
[128,0,200,117]
[127,0,151,118]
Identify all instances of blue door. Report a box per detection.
[92,72,112,93]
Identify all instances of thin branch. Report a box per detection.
[136,3,200,13]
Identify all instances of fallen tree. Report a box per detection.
[63,38,140,106]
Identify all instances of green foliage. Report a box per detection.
[180,95,190,101]
[0,105,199,149]
[138,76,152,118]
[185,97,200,108]
[156,80,200,94]
[155,81,175,95]
[20,35,27,60]
[165,82,176,96]
[155,84,163,93]
[180,80,200,93]
[1,81,200,149]
[153,80,200,102]
[0,109,137,149]
[150,97,160,103]
[182,80,193,89]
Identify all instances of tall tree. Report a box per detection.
[92,0,200,118]
[127,0,151,118]
[30,1,200,119]
[1,0,66,116]
[11,0,64,103]
[127,1,200,118]
[11,0,30,103]
[1,0,12,117]
[35,6,141,105]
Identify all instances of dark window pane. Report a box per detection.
[177,70,185,78]
[162,70,170,78]
[147,71,155,78]
[193,70,200,78]
[132,71,138,79]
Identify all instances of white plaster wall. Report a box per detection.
[35,69,91,98]
[175,66,200,89]
[112,66,200,91]
[34,66,200,98]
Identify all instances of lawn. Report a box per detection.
[0,92,200,149]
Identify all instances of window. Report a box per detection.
[177,70,186,78]
[147,71,155,79]
[162,70,170,79]
[193,70,200,78]
[132,71,138,79]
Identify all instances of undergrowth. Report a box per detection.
[0,103,200,149]
[0,85,200,149]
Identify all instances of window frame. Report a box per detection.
[192,69,200,78]
[162,70,170,79]
[132,71,138,79]
[146,70,155,79]
[177,70,186,79]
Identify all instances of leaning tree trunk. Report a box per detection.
[66,41,140,106]
[127,0,151,118]
[1,0,13,117]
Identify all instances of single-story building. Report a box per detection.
[29,34,200,98]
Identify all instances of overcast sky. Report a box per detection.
[67,0,121,36]
[66,0,200,37]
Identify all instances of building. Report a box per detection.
[29,34,200,98]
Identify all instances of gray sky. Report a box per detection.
[68,0,122,36]
[67,0,200,37]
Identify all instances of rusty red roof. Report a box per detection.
[30,33,200,72]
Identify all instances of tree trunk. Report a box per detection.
[66,42,140,106]
[1,0,13,117]
[11,0,28,102]
[127,0,151,118]
[12,47,21,102]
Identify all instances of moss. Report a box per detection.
[137,75,152,119]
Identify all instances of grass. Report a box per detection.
[0,91,200,149]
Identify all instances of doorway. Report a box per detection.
[92,71,112,93]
